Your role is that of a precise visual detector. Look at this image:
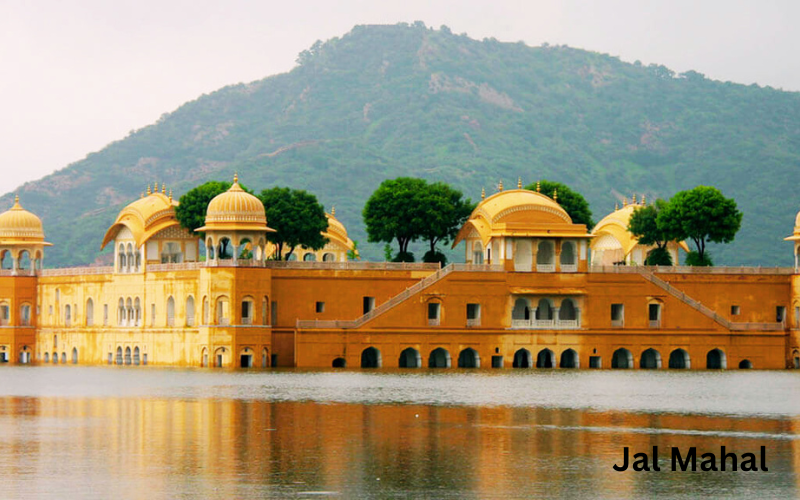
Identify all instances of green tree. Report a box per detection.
[658,186,742,265]
[417,182,475,264]
[258,187,329,260]
[363,177,429,261]
[628,199,678,265]
[175,181,234,235]
[524,180,595,230]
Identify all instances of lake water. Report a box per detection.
[0,367,798,499]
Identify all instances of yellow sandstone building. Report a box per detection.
[1,176,799,370]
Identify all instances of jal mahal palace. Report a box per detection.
[1,176,800,371]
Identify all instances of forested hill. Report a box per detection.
[7,23,800,266]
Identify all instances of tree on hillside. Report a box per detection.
[657,186,742,266]
[524,180,595,230]
[628,199,679,265]
[258,187,329,260]
[363,177,428,262]
[417,182,475,264]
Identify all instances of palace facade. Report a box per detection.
[1,176,799,370]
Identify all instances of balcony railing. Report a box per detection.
[510,318,580,329]
[560,263,577,273]
[611,319,624,328]
[466,318,481,328]
[536,264,555,273]
[428,318,440,327]
[649,320,661,328]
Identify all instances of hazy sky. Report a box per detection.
[1,0,798,194]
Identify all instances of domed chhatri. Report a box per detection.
[785,209,800,269]
[101,189,177,250]
[0,196,49,245]
[197,174,274,233]
[0,195,50,274]
[198,175,275,264]
[453,187,591,271]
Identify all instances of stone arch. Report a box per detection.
[707,348,727,369]
[133,346,140,365]
[52,352,58,364]
[71,347,78,364]
[303,253,317,262]
[239,347,254,368]
[512,298,531,320]
[537,240,555,266]
[473,240,485,265]
[206,238,215,260]
[201,348,209,368]
[399,347,421,368]
[360,347,381,368]
[202,296,209,324]
[428,347,451,368]
[558,299,577,320]
[739,359,753,369]
[536,348,555,368]
[60,352,66,364]
[611,348,633,369]
[514,239,531,271]
[241,296,254,324]
[262,348,269,368]
[215,296,229,325]
[794,349,800,369]
[166,296,175,327]
[118,243,126,272]
[332,357,346,368]
[116,346,123,365]
[238,238,252,259]
[640,348,662,369]
[322,252,335,262]
[560,240,576,266]
[134,297,141,326]
[17,250,31,271]
[560,349,579,368]
[535,299,553,320]
[668,348,690,369]
[124,347,132,365]
[217,237,233,259]
[44,352,49,363]
[457,348,480,368]
[118,298,125,326]
[125,297,133,325]
[85,298,94,326]
[185,296,195,326]
[513,348,531,368]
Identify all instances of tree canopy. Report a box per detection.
[363,177,473,262]
[175,181,235,235]
[657,186,742,265]
[627,199,677,265]
[524,180,594,230]
[258,187,329,260]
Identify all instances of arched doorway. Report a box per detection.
[513,348,531,368]
[611,348,633,369]
[668,349,690,369]
[640,348,662,369]
[560,349,579,368]
[536,348,555,368]
[262,348,269,368]
[201,348,209,368]
[399,348,421,368]
[240,348,254,368]
[133,347,140,366]
[514,240,532,271]
[124,347,132,365]
[361,347,381,368]
[458,348,480,368]
[71,347,78,365]
[706,349,726,369]
[332,357,346,368]
[739,359,753,369]
[428,348,451,368]
[116,347,123,365]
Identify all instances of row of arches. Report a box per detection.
[111,346,147,366]
[117,243,142,273]
[43,347,79,364]
[0,249,42,273]
[333,347,752,369]
[511,240,578,272]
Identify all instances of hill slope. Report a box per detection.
[7,23,800,266]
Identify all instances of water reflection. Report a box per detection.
[0,368,797,498]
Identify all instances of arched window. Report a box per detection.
[65,304,72,327]
[19,303,31,326]
[71,347,78,364]
[133,346,140,365]
[186,296,195,326]
[115,347,123,365]
[126,243,134,273]
[85,298,94,326]
[560,241,576,267]
[206,238,215,260]
[535,299,553,320]
[303,253,317,262]
[537,240,555,271]
[167,296,175,327]
[241,297,254,325]
[559,299,577,321]
[17,250,31,272]
[124,346,132,365]
[202,296,209,325]
[512,298,531,324]
[472,241,484,265]
[134,298,141,326]
[322,253,335,262]
[126,298,133,325]
[118,298,125,326]
[118,244,126,272]
[0,302,9,326]
[217,238,233,259]
[216,296,229,325]
[262,296,269,326]
[0,250,11,270]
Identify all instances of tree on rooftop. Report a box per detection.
[524,180,594,230]
[627,199,679,265]
[258,187,329,261]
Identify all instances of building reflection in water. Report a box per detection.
[0,396,796,498]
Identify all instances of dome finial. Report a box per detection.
[162,184,166,195]
[615,202,619,211]
[536,181,541,193]
[147,185,151,195]
[553,188,558,202]
[154,181,159,193]
[169,189,173,203]
[234,173,239,184]
[498,180,504,192]
[14,195,19,205]
[632,193,637,204]
[517,177,522,189]
[331,206,336,217]
[623,197,628,207]
[641,194,646,205]
[481,187,485,200]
